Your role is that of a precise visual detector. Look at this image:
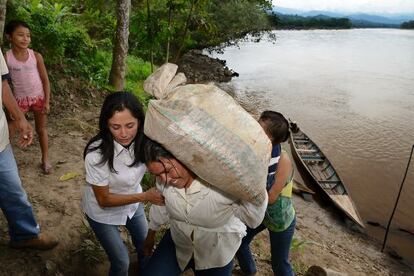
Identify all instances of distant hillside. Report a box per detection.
[273,13,352,29]
[274,6,304,15]
[273,6,414,28]
[401,20,414,29]
[350,19,397,28]
[301,10,346,18]
[347,13,401,25]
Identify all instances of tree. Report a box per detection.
[173,0,198,62]
[0,0,7,45]
[401,20,414,29]
[128,0,272,63]
[165,0,174,63]
[108,0,131,91]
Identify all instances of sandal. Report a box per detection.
[40,163,53,175]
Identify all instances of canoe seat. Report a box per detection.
[302,156,325,162]
[319,180,341,183]
[327,172,337,180]
[322,164,331,171]
[297,148,318,153]
[319,180,341,190]
[295,140,310,144]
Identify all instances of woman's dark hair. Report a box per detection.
[84,91,146,172]
[259,110,290,145]
[143,137,174,164]
[5,20,30,35]
[143,138,177,188]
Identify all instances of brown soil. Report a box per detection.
[1,78,413,276]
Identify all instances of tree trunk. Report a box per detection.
[108,0,131,91]
[0,0,7,46]
[173,0,197,63]
[146,0,153,72]
[165,0,173,63]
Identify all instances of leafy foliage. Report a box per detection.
[6,0,95,67]
[5,0,154,96]
[272,13,352,29]
[201,0,272,46]
[125,54,154,103]
[129,0,273,62]
[5,0,273,97]
[401,20,414,29]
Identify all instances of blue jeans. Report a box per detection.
[236,217,296,276]
[0,144,40,242]
[86,203,148,276]
[142,230,234,276]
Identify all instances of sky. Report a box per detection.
[272,0,414,14]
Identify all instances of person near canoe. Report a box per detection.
[236,110,296,276]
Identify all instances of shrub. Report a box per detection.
[6,0,96,71]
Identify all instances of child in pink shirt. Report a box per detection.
[5,20,52,174]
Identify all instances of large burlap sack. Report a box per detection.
[144,64,271,205]
[144,63,186,99]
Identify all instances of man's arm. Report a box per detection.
[2,80,33,147]
[268,152,292,204]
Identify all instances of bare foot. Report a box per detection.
[40,163,53,174]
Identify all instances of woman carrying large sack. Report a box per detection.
[141,138,268,276]
[141,64,270,275]
[236,111,296,276]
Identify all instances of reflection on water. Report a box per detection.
[211,29,414,263]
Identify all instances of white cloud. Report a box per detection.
[273,0,414,14]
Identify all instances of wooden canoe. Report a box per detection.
[289,122,364,228]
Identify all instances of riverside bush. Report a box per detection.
[6,0,95,68]
[125,55,153,101]
[6,1,153,100]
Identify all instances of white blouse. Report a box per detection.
[149,178,268,270]
[82,141,146,225]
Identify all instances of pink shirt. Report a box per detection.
[5,49,44,104]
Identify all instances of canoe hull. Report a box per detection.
[289,124,364,228]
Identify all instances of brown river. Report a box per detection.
[211,29,414,264]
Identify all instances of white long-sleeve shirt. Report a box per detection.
[149,178,268,270]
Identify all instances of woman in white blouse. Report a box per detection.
[142,138,268,276]
[81,92,164,276]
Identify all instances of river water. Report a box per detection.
[211,29,414,263]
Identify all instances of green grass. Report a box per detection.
[92,51,155,106]
[83,50,155,106]
[290,237,311,275]
[292,261,309,276]
[125,55,156,106]
[74,220,106,266]
[290,237,309,253]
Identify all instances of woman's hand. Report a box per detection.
[92,185,164,207]
[143,229,156,256]
[145,187,165,205]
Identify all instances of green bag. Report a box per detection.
[263,195,295,232]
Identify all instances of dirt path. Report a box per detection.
[1,90,413,276]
